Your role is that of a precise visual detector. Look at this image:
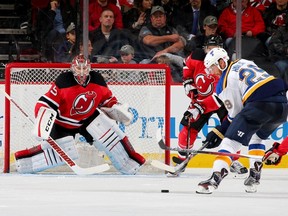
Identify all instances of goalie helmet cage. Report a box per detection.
[3,63,171,173]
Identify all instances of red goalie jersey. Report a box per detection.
[34,71,118,130]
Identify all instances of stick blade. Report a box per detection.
[151,160,176,173]
[72,163,110,175]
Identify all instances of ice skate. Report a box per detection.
[196,168,228,194]
[244,161,263,193]
[230,160,248,178]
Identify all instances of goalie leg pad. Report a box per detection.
[32,107,57,140]
[86,112,145,175]
[15,136,78,173]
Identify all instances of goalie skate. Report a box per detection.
[230,160,248,178]
[196,168,228,194]
[244,161,263,193]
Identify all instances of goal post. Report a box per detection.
[2,63,171,173]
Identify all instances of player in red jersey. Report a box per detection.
[263,137,288,165]
[14,54,145,174]
[172,35,247,176]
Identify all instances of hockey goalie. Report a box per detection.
[14,54,146,174]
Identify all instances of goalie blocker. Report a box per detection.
[15,106,145,175]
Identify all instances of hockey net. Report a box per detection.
[2,63,171,173]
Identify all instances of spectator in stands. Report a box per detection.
[138,6,186,61]
[119,45,137,63]
[122,0,153,38]
[268,19,288,83]
[35,0,76,62]
[79,39,93,61]
[218,0,265,48]
[262,0,288,46]
[174,0,218,42]
[55,22,76,62]
[89,0,123,32]
[188,15,221,53]
[250,0,274,13]
[153,0,185,27]
[90,9,135,63]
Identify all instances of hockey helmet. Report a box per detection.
[204,47,229,73]
[71,54,91,86]
[204,35,223,48]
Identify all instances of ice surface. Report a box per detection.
[0,168,287,216]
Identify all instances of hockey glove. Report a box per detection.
[183,102,204,122]
[183,79,198,101]
[203,125,225,149]
[262,142,284,165]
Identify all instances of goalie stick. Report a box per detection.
[157,137,263,159]
[2,90,110,175]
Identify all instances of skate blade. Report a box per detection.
[245,185,257,193]
[196,185,214,194]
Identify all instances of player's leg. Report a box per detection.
[215,105,248,177]
[197,102,265,194]
[85,110,145,175]
[15,136,78,173]
[244,101,288,191]
[168,112,212,177]
[196,137,242,194]
[178,112,213,159]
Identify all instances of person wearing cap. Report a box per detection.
[189,15,220,51]
[119,45,137,64]
[173,0,218,40]
[35,0,76,62]
[55,22,76,62]
[203,16,218,36]
[138,5,186,61]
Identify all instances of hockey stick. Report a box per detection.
[2,90,110,175]
[157,138,263,159]
[151,127,208,174]
[151,142,210,174]
[171,141,210,174]
[151,128,206,173]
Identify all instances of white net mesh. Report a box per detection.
[2,63,170,173]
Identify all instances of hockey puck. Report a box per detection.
[161,189,169,193]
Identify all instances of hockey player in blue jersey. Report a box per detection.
[186,48,288,194]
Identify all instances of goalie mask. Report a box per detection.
[71,54,91,86]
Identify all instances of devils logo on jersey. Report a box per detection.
[71,91,97,115]
[273,13,286,27]
[194,74,215,97]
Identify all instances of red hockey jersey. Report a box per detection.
[35,71,117,129]
[183,52,219,102]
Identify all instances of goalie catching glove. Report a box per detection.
[100,103,133,126]
[262,142,286,165]
[184,102,204,122]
